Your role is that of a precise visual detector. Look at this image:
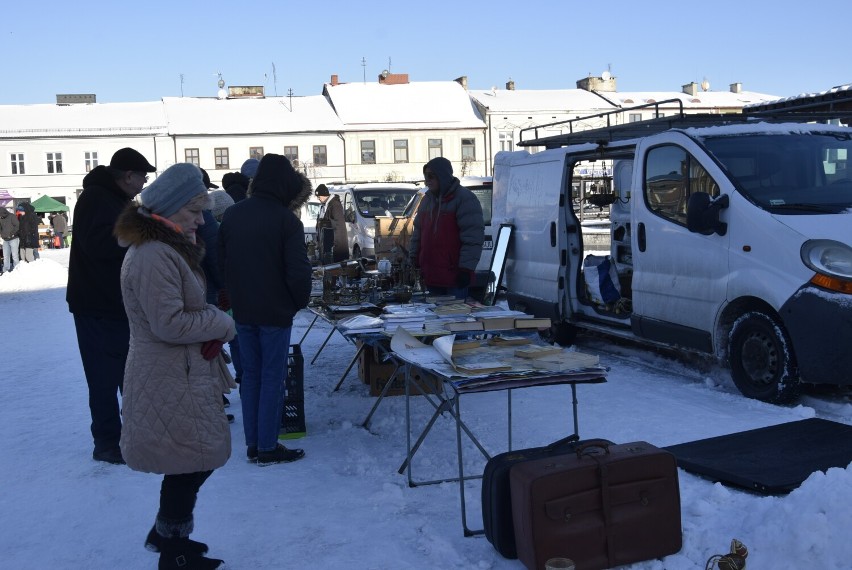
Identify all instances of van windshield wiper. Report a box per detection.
[766,202,841,213]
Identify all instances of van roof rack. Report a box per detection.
[518,97,852,149]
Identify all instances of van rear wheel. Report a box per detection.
[729,311,800,404]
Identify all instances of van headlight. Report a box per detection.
[801,240,852,293]
[366,226,375,238]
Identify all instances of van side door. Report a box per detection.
[630,134,731,352]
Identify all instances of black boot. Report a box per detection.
[145,525,208,555]
[157,537,225,570]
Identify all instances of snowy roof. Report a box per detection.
[161,95,344,135]
[607,89,780,109]
[469,88,615,112]
[0,101,167,138]
[323,81,485,130]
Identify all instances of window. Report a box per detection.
[249,147,264,161]
[498,132,514,152]
[313,145,327,166]
[461,138,476,160]
[361,140,376,164]
[629,113,642,123]
[645,145,719,225]
[393,139,408,163]
[185,148,200,166]
[214,148,229,169]
[283,146,299,163]
[10,153,24,175]
[84,151,98,172]
[46,152,63,174]
[428,138,443,159]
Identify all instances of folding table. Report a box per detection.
[392,355,607,536]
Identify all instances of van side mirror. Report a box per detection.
[686,192,729,236]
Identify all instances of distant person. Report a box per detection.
[114,162,235,570]
[221,158,259,204]
[218,154,312,466]
[17,203,40,262]
[52,209,68,248]
[315,184,348,262]
[67,147,156,465]
[0,205,20,273]
[409,157,484,299]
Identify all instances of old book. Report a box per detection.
[514,317,552,329]
[479,316,518,330]
[433,303,472,315]
[452,339,482,355]
[528,351,601,370]
[487,335,534,346]
[444,320,484,332]
[455,361,513,375]
[514,344,564,359]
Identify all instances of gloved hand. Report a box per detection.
[201,339,225,361]
[217,288,231,312]
[455,269,472,288]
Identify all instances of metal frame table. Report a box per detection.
[393,357,607,536]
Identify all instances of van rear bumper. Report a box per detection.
[780,285,852,386]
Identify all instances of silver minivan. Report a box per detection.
[328,183,420,258]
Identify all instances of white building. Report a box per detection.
[0,73,780,222]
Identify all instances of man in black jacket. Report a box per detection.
[67,147,156,464]
[218,154,312,466]
[0,206,20,272]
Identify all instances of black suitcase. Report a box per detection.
[482,436,613,558]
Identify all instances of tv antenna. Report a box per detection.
[361,57,367,84]
[179,73,184,97]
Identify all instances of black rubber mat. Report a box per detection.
[664,418,852,494]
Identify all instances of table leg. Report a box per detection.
[361,360,402,428]
[333,342,367,392]
[310,326,337,365]
[298,312,320,345]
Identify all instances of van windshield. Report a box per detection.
[352,188,418,218]
[702,132,852,213]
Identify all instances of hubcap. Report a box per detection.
[741,331,778,386]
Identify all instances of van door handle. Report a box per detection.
[638,222,646,252]
[550,222,556,247]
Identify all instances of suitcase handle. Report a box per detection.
[575,440,611,457]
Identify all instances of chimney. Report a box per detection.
[506,79,515,91]
[454,76,468,90]
[730,82,742,94]
[576,74,616,92]
[682,82,698,96]
[330,74,339,86]
[378,72,409,85]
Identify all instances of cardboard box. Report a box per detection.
[357,343,441,397]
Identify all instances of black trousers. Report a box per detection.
[73,314,129,452]
[158,470,214,535]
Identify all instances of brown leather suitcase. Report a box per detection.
[510,440,681,570]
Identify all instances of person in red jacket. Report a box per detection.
[409,157,484,299]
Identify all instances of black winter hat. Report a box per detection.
[252,153,312,208]
[110,147,156,172]
[315,184,329,197]
[200,168,219,189]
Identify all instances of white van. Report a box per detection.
[327,183,420,258]
[494,110,852,403]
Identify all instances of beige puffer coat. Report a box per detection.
[115,206,236,475]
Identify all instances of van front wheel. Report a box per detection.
[729,311,800,404]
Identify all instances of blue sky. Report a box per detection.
[3,0,849,105]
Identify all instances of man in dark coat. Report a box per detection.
[17,203,41,262]
[0,206,20,272]
[410,157,484,299]
[218,154,312,466]
[315,184,348,262]
[51,209,68,248]
[67,147,156,464]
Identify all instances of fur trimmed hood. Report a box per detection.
[114,204,204,271]
[249,153,313,212]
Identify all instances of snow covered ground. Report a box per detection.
[1,249,851,569]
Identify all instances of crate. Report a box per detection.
[280,344,306,439]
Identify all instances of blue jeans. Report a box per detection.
[236,324,291,452]
[2,237,19,271]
